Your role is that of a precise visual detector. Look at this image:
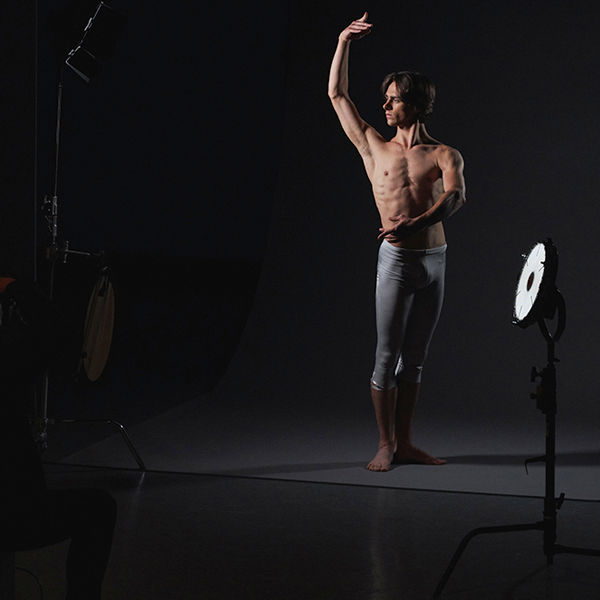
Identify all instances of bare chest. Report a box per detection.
[371,146,440,195]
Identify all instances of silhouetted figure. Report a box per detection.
[0,278,116,599]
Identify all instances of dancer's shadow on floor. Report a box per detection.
[208,451,599,477]
[443,450,599,467]
[213,461,367,477]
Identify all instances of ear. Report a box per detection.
[406,103,420,120]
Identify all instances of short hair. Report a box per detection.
[381,72,436,121]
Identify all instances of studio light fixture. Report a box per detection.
[37,2,144,470]
[433,238,599,598]
[513,239,559,330]
[65,2,126,83]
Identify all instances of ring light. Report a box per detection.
[513,239,558,329]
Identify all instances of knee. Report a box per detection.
[372,349,399,391]
[370,373,398,391]
[370,378,385,391]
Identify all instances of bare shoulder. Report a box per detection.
[435,144,466,195]
[435,145,464,170]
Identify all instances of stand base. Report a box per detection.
[48,418,146,471]
[433,521,600,597]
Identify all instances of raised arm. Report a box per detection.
[328,13,379,157]
[378,147,466,240]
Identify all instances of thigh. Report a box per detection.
[401,254,446,366]
[375,271,414,353]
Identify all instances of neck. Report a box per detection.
[392,121,430,148]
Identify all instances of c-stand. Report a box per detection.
[433,288,600,597]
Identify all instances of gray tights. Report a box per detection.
[371,240,446,390]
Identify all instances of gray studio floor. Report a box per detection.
[15,462,600,600]
[53,393,600,501]
[15,396,598,599]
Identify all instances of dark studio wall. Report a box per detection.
[30,0,289,456]
[1,1,37,279]
[36,0,288,260]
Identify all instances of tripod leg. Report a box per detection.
[554,544,600,558]
[52,418,146,471]
[433,522,542,598]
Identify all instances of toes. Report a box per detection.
[394,449,446,465]
[366,462,390,472]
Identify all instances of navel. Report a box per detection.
[384,170,389,176]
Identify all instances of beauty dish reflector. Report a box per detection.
[513,239,558,328]
[65,2,126,83]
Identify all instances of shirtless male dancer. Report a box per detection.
[328,13,466,471]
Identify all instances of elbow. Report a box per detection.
[328,88,346,102]
[445,189,465,218]
[452,189,466,209]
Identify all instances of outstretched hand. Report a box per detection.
[339,12,372,42]
[378,214,416,242]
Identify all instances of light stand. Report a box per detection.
[37,3,144,470]
[433,239,600,597]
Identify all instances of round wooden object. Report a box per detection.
[81,271,115,381]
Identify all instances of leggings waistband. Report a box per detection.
[381,240,447,256]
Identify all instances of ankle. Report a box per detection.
[378,440,395,450]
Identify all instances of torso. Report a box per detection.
[363,129,448,249]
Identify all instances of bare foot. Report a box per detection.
[366,443,395,471]
[393,443,447,465]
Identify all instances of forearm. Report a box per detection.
[413,189,466,231]
[328,37,351,99]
